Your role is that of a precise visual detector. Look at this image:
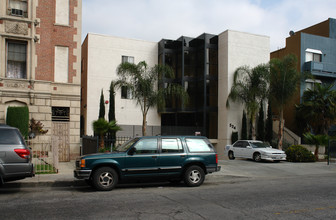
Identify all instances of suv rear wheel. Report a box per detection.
[92,167,118,191]
[184,165,205,187]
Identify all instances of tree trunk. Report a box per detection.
[142,113,147,136]
[100,134,105,149]
[277,109,284,150]
[314,145,319,161]
[251,114,256,140]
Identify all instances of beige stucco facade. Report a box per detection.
[81,33,160,136]
[217,30,270,157]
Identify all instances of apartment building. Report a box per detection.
[81,33,160,137]
[271,18,336,134]
[0,0,82,161]
[81,31,269,157]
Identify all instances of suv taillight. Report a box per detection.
[216,154,218,164]
[14,149,30,159]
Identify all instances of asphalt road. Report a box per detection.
[1,160,336,219]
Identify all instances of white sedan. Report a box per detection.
[225,140,287,162]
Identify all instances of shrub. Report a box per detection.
[231,131,238,144]
[6,106,29,138]
[285,145,316,162]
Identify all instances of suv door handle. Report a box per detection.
[180,155,185,158]
[152,156,157,158]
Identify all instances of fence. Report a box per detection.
[28,139,58,174]
[328,139,336,165]
[81,136,132,155]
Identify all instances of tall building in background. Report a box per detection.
[81,31,269,157]
[0,0,82,161]
[271,18,336,135]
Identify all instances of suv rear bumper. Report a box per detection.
[74,169,91,179]
[206,165,221,173]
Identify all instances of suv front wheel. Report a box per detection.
[92,167,118,191]
[184,165,205,187]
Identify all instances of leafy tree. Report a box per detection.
[265,101,273,144]
[98,89,105,119]
[257,102,265,141]
[241,111,247,140]
[226,64,269,140]
[92,118,121,149]
[269,54,300,149]
[303,132,328,161]
[115,61,188,136]
[296,83,336,135]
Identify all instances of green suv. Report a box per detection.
[74,136,221,191]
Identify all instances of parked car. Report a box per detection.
[225,140,286,162]
[74,136,221,191]
[0,125,34,185]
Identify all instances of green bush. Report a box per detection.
[231,131,238,144]
[6,106,29,138]
[285,145,316,162]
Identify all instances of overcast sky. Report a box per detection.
[82,0,336,51]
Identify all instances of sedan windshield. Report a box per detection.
[115,138,139,152]
[250,142,270,148]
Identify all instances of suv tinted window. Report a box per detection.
[186,138,213,152]
[0,129,24,145]
[161,138,183,153]
[134,138,158,154]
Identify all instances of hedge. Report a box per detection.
[285,145,316,162]
[6,106,29,138]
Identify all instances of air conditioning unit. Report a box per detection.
[10,8,23,16]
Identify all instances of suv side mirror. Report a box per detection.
[128,147,136,155]
[246,146,252,149]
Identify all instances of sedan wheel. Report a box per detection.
[228,151,235,160]
[92,167,118,191]
[184,165,205,187]
[253,153,262,162]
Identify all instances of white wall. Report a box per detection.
[217,30,270,158]
[54,46,69,83]
[85,34,159,135]
[55,0,69,25]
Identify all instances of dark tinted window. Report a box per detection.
[233,141,243,148]
[0,129,24,144]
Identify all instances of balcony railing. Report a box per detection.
[304,61,336,78]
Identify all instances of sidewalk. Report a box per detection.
[13,159,336,187]
[16,161,80,187]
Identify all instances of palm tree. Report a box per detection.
[226,64,269,140]
[303,132,328,161]
[92,118,121,149]
[296,83,336,135]
[115,61,188,136]
[269,54,300,149]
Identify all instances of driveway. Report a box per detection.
[215,159,336,179]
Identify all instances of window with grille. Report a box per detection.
[6,41,27,79]
[8,0,28,17]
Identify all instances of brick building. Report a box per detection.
[0,0,82,162]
